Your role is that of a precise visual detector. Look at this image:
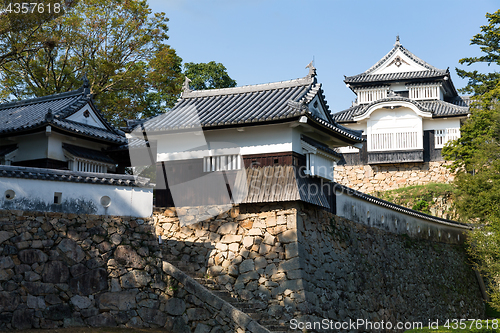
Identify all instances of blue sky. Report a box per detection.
[149,0,499,113]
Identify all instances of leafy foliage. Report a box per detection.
[456,9,500,104]
[184,61,236,90]
[0,0,183,125]
[0,1,77,69]
[444,9,500,311]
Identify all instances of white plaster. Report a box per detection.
[66,104,107,129]
[370,48,429,75]
[149,124,295,163]
[422,118,461,131]
[307,96,328,121]
[0,176,152,217]
[335,188,469,244]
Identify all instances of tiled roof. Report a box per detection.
[0,144,17,157]
[139,74,363,143]
[345,70,448,84]
[301,135,343,159]
[332,96,469,122]
[0,87,125,144]
[62,143,115,164]
[53,119,125,144]
[345,41,448,85]
[334,183,471,229]
[0,165,152,187]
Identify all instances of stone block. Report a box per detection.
[44,303,72,321]
[263,232,276,245]
[69,268,108,296]
[186,308,211,321]
[18,249,48,264]
[21,281,56,295]
[254,256,267,270]
[0,256,14,269]
[218,222,238,235]
[86,313,117,327]
[57,239,85,264]
[285,242,299,259]
[138,308,167,326]
[114,245,146,269]
[12,309,34,330]
[248,228,262,236]
[243,236,254,249]
[120,270,151,288]
[0,291,20,311]
[239,259,255,273]
[71,295,92,309]
[277,230,297,243]
[42,260,69,283]
[0,231,14,245]
[221,235,242,243]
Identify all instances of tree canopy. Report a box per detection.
[184,61,236,90]
[0,0,184,125]
[444,9,500,310]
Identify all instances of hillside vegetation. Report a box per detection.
[373,183,459,220]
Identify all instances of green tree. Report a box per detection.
[444,9,500,310]
[0,0,183,125]
[456,10,500,104]
[184,61,236,90]
[0,1,77,68]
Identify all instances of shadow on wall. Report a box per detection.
[0,210,253,332]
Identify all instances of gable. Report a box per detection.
[370,49,429,75]
[307,96,329,121]
[66,103,107,129]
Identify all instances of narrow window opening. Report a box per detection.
[54,192,62,205]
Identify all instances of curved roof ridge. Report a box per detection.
[354,96,432,116]
[182,76,315,99]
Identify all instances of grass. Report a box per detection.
[374,183,456,216]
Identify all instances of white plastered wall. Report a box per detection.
[0,177,152,217]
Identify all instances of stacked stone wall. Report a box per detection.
[295,203,484,330]
[0,209,267,332]
[0,203,484,332]
[334,161,453,193]
[155,202,484,331]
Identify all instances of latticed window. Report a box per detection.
[203,155,242,172]
[68,159,110,173]
[435,128,460,148]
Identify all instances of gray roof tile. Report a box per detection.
[334,183,471,228]
[0,88,125,144]
[62,143,115,164]
[0,165,151,187]
[140,75,363,143]
[345,70,448,84]
[332,97,469,122]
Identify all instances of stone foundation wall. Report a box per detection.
[0,210,267,332]
[155,202,484,331]
[296,203,483,330]
[334,161,453,193]
[0,203,483,332]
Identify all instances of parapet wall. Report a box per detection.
[334,161,453,193]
